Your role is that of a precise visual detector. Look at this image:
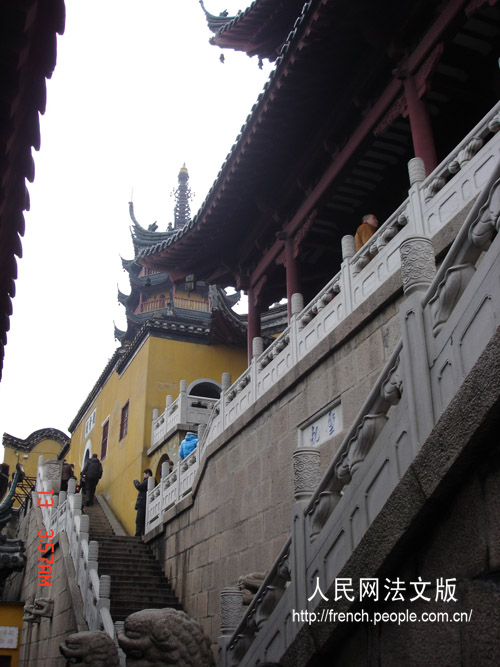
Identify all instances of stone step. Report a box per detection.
[110,600,181,622]
[93,539,153,555]
[98,553,158,563]
[109,575,173,587]
[82,496,181,621]
[110,591,178,603]
[101,563,168,576]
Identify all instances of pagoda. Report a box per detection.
[115,165,244,346]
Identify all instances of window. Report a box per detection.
[120,402,129,440]
[100,420,109,460]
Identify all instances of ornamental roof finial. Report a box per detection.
[173,164,192,230]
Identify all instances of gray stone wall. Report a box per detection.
[281,326,500,666]
[18,498,86,666]
[150,276,404,642]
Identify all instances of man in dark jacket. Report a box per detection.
[134,469,152,537]
[81,454,103,506]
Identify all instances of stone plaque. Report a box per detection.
[299,400,342,448]
[0,626,19,649]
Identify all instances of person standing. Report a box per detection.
[134,469,152,537]
[81,453,103,506]
[61,459,72,492]
[354,213,378,252]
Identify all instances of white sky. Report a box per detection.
[0,0,272,450]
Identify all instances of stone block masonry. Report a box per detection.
[149,277,405,644]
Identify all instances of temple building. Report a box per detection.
[62,165,248,535]
[5,0,500,665]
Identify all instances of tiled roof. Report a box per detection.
[137,1,315,275]
[3,427,70,453]
[200,0,305,60]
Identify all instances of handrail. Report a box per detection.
[147,101,500,544]
[219,146,500,666]
[36,460,116,639]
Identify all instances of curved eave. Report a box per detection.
[208,0,306,61]
[129,203,176,251]
[2,427,70,453]
[139,0,445,288]
[138,1,316,282]
[199,0,237,33]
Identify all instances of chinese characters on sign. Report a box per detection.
[300,402,343,448]
[307,576,458,603]
[0,626,19,649]
[292,576,471,626]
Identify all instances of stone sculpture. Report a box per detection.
[237,572,266,605]
[59,631,120,666]
[23,597,54,622]
[117,607,215,666]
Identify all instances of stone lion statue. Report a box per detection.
[117,607,215,666]
[59,631,119,666]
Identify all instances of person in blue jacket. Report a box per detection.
[179,432,198,459]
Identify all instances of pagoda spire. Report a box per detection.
[173,164,192,230]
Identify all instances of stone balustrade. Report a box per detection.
[146,101,500,538]
[151,386,217,449]
[145,446,200,533]
[35,462,115,640]
[217,156,500,666]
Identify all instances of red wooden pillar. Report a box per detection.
[285,237,301,320]
[247,286,261,363]
[403,75,438,176]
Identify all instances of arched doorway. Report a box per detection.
[187,378,221,399]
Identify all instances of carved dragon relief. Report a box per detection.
[428,176,500,335]
[469,178,500,250]
[23,597,54,622]
[428,263,476,336]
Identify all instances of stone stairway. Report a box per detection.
[84,499,180,622]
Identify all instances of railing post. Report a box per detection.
[399,235,436,448]
[290,448,321,614]
[251,337,263,401]
[85,541,99,619]
[221,373,231,392]
[179,381,188,423]
[98,574,111,630]
[218,587,243,667]
[407,157,428,237]
[340,235,356,314]
[152,408,159,445]
[290,293,303,364]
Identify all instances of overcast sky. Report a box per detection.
[0,0,272,450]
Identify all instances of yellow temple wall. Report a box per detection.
[68,334,246,535]
[3,438,63,480]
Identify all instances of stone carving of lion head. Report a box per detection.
[59,630,119,666]
[117,608,215,666]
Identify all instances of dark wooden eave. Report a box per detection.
[201,0,306,61]
[140,0,500,309]
[0,0,65,379]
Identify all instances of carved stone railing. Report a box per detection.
[151,383,217,449]
[145,446,200,533]
[147,102,500,535]
[35,462,115,640]
[217,158,500,666]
